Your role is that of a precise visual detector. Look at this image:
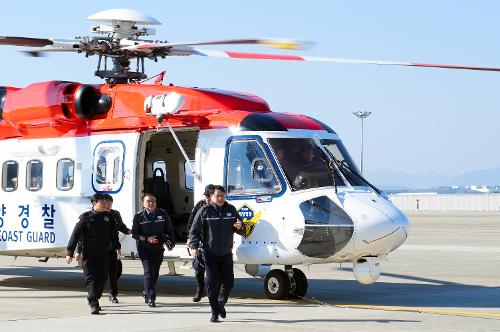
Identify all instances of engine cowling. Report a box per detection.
[353,257,381,284]
[2,81,112,126]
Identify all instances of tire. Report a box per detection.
[288,268,308,299]
[264,269,290,300]
[116,259,123,279]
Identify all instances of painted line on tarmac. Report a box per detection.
[335,304,500,319]
[236,297,500,319]
[400,244,500,253]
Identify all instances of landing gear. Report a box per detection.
[263,266,308,300]
[288,268,308,299]
[264,269,289,300]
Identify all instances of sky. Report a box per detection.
[1,1,500,177]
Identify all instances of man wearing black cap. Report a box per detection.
[66,193,120,315]
[75,194,131,304]
[186,184,214,302]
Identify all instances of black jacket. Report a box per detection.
[76,209,129,254]
[132,208,175,252]
[67,210,120,258]
[189,201,245,256]
[186,199,207,234]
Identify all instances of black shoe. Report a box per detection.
[210,314,219,323]
[148,300,156,307]
[143,292,149,304]
[90,305,100,315]
[192,289,205,302]
[219,305,226,319]
[108,294,119,304]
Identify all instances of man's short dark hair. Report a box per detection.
[203,184,215,197]
[103,194,113,202]
[91,193,107,203]
[209,185,225,196]
[143,193,156,201]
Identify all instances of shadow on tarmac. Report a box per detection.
[0,264,499,309]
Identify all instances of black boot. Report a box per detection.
[89,301,100,315]
[108,293,119,304]
[143,291,149,304]
[210,314,219,323]
[219,304,226,319]
[192,288,205,302]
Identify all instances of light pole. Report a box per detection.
[352,111,372,174]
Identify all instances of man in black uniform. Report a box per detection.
[189,185,245,323]
[75,194,131,304]
[186,184,213,302]
[66,193,120,315]
[132,193,175,307]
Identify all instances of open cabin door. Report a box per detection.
[139,129,199,241]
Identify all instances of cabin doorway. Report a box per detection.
[138,128,199,241]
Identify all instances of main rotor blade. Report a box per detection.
[189,49,500,72]
[0,36,53,47]
[22,46,80,57]
[121,38,308,53]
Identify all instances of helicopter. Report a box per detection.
[1,8,497,300]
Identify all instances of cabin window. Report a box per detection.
[226,139,281,196]
[184,160,194,190]
[2,161,18,192]
[92,141,124,193]
[56,159,74,191]
[26,160,43,191]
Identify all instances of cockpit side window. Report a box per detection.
[226,139,282,196]
[26,160,43,191]
[2,161,18,192]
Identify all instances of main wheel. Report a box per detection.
[264,269,290,300]
[116,259,123,279]
[288,268,308,299]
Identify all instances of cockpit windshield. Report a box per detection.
[268,138,345,191]
[319,139,371,187]
[268,137,376,191]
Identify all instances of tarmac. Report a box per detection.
[0,212,499,331]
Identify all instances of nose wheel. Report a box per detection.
[263,267,308,300]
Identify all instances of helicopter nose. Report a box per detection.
[343,192,410,254]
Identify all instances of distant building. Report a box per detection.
[467,185,490,193]
[389,192,500,212]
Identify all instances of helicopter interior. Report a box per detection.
[139,129,199,241]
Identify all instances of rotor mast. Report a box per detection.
[86,9,161,84]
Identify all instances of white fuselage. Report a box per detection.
[0,128,409,265]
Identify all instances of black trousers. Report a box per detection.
[108,250,119,296]
[203,251,234,315]
[192,253,205,291]
[82,255,110,306]
[138,246,164,300]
